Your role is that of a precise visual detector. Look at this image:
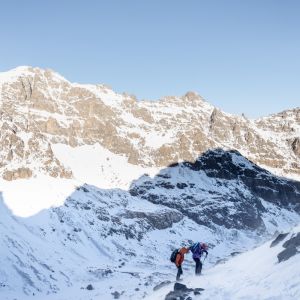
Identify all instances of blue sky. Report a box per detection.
[1,0,300,117]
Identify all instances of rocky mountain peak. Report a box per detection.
[0,66,299,182]
[182,91,204,102]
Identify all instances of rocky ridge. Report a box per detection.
[130,149,300,232]
[0,66,299,181]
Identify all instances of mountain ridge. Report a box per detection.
[0,66,299,184]
[1,66,299,117]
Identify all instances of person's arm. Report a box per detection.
[175,253,181,267]
[203,250,208,256]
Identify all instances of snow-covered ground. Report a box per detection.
[0,146,300,299]
[0,176,76,217]
[0,171,299,299]
[52,143,159,191]
[0,177,262,300]
[148,225,300,300]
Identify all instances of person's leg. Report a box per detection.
[176,265,183,281]
[198,260,203,275]
[194,258,198,274]
[195,258,202,275]
[193,258,198,275]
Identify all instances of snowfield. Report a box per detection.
[148,226,300,300]
[0,66,300,300]
[0,149,299,299]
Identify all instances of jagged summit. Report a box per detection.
[130,148,300,231]
[0,67,207,104]
[0,66,299,183]
[0,66,69,84]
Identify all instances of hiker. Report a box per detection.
[170,247,190,281]
[190,242,208,275]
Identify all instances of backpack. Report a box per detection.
[190,242,199,253]
[170,249,179,263]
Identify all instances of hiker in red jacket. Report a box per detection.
[175,247,189,281]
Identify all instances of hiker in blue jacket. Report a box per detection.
[190,242,208,275]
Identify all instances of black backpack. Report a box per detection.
[170,249,179,263]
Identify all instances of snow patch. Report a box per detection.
[52,143,160,189]
[0,176,76,217]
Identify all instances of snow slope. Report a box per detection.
[0,179,251,300]
[0,149,299,300]
[52,143,159,190]
[148,225,300,300]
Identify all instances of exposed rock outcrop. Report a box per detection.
[130,149,300,232]
[0,67,299,180]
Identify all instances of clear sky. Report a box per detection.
[1,0,300,118]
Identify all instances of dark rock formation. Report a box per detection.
[121,210,183,230]
[164,283,204,300]
[278,233,300,262]
[130,149,300,233]
[291,137,300,157]
[111,291,121,299]
[270,233,288,248]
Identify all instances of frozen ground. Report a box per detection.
[148,225,300,300]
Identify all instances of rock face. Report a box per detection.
[270,233,289,247]
[2,167,32,181]
[291,137,300,157]
[277,232,300,262]
[0,66,299,180]
[130,149,300,231]
[164,282,204,300]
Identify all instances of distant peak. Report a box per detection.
[183,91,202,100]
[1,65,34,76]
[11,65,33,71]
[0,66,69,84]
[182,91,213,108]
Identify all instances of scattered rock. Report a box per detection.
[174,283,192,292]
[282,232,300,249]
[270,233,288,247]
[177,183,188,189]
[86,284,93,290]
[111,291,121,299]
[278,246,298,263]
[194,288,205,295]
[278,232,300,262]
[165,283,202,300]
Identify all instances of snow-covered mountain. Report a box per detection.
[0,66,299,183]
[0,66,299,299]
[1,149,300,299]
